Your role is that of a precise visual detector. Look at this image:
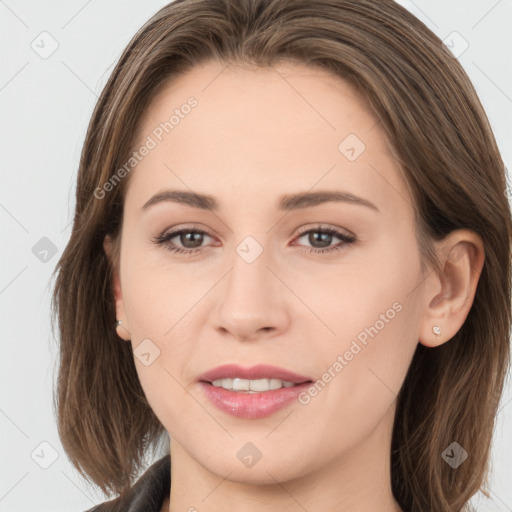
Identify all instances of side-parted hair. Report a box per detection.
[51,1,512,510]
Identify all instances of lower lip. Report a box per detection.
[198,381,312,419]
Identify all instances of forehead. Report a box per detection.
[125,59,410,214]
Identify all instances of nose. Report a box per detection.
[212,241,290,342]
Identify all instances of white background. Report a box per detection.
[1,0,511,510]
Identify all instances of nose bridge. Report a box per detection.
[225,233,275,304]
[213,232,289,339]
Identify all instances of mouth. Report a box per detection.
[196,364,315,418]
[200,377,313,393]
[198,379,315,419]
[197,363,314,388]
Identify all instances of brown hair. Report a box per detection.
[51,0,512,510]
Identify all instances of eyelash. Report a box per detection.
[151,224,356,256]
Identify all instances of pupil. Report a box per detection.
[310,232,331,248]
[182,232,203,248]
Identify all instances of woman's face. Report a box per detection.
[110,59,429,483]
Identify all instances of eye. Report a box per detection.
[292,225,356,254]
[151,224,356,256]
[151,225,214,256]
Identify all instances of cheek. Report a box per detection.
[120,233,199,337]
[119,239,216,412]
[304,242,421,431]
[295,298,419,465]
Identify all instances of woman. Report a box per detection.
[51,0,512,511]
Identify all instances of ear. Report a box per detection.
[103,234,131,341]
[418,229,485,348]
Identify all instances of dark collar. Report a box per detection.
[85,455,170,512]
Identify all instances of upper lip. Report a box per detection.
[198,364,314,384]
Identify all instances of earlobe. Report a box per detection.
[103,234,131,341]
[418,229,485,348]
[115,319,131,341]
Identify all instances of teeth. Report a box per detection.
[211,378,297,392]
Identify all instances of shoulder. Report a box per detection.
[82,455,170,512]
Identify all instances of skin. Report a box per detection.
[104,59,484,512]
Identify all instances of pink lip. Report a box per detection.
[196,364,314,419]
[198,381,313,419]
[197,363,313,384]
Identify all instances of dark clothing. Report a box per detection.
[84,455,170,512]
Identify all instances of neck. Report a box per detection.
[165,402,401,512]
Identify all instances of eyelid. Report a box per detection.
[294,223,355,238]
[162,223,216,238]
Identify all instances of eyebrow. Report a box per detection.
[141,189,379,212]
